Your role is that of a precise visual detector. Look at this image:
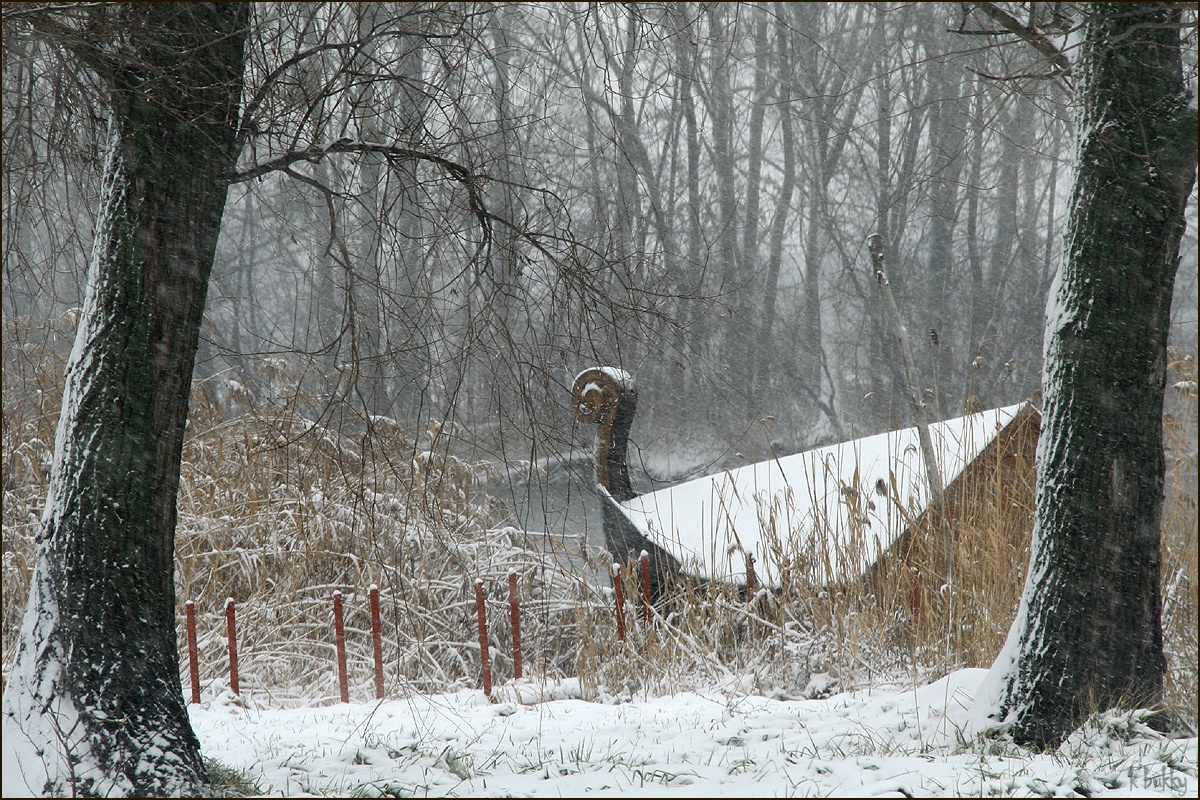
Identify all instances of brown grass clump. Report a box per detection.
[2,329,1196,730]
[1162,346,1198,728]
[1,329,604,704]
[856,403,1040,677]
[170,374,618,703]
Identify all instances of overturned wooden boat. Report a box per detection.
[574,366,1040,600]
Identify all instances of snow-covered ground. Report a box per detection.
[7,669,1193,797]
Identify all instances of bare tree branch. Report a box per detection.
[4,3,122,79]
[234,138,492,247]
[971,2,1073,77]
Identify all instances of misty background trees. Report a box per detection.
[10,2,1194,492]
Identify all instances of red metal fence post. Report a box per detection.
[508,570,522,680]
[745,552,757,604]
[333,591,349,703]
[369,584,384,700]
[612,563,626,642]
[475,578,491,696]
[185,600,201,704]
[639,550,652,626]
[225,597,239,696]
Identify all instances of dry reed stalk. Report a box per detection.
[1,342,1195,729]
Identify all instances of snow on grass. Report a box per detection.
[11,669,1186,797]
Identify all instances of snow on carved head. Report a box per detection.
[572,367,635,424]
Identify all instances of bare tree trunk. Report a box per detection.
[923,54,968,407]
[388,6,431,421]
[740,9,768,413]
[674,7,705,402]
[707,4,746,410]
[349,2,389,417]
[2,6,247,795]
[976,2,1196,747]
[752,3,799,415]
[964,81,986,405]
[865,7,930,430]
[869,235,951,581]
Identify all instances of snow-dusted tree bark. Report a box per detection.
[973,2,1197,747]
[1,4,246,795]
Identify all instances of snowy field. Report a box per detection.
[7,669,1193,797]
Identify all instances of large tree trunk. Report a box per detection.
[973,2,1196,748]
[1,5,246,795]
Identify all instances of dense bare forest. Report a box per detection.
[8,4,1192,475]
[1,3,1196,795]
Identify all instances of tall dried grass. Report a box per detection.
[1162,346,1198,727]
[1,327,1196,728]
[173,369,615,703]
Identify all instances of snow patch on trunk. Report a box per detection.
[1,551,95,797]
